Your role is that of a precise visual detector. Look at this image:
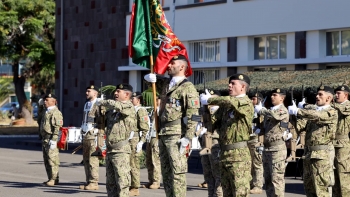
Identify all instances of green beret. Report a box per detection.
[86,85,98,91]
[334,85,350,93]
[172,54,188,62]
[115,83,133,92]
[317,85,334,94]
[132,91,142,97]
[249,92,263,99]
[44,93,56,99]
[271,88,286,95]
[229,74,250,85]
[208,89,221,96]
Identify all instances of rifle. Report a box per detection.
[286,87,298,163]
[254,87,266,148]
[72,144,82,154]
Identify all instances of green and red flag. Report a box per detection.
[129,0,192,76]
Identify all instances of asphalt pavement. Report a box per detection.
[0,136,306,197]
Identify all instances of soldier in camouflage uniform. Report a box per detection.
[332,85,350,197]
[199,89,223,197]
[79,85,105,190]
[289,85,337,197]
[248,92,264,194]
[40,94,63,186]
[94,83,137,197]
[144,54,200,197]
[129,92,150,196]
[200,74,254,197]
[255,88,290,197]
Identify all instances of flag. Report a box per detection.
[129,0,192,76]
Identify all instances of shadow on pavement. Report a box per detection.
[285,181,305,195]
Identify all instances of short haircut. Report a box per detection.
[240,81,249,92]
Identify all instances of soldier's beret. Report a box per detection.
[208,89,221,96]
[271,88,286,95]
[132,91,142,97]
[44,93,56,99]
[229,74,250,85]
[86,85,98,91]
[115,83,133,92]
[171,54,188,62]
[334,85,350,93]
[317,85,334,94]
[249,92,263,99]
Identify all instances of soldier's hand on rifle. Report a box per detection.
[288,101,298,116]
[144,74,157,83]
[200,89,211,106]
[49,140,57,150]
[254,101,263,113]
[298,98,306,109]
[136,141,143,153]
[254,128,261,135]
[199,128,207,137]
[178,137,190,154]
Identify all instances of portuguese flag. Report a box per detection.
[128,0,192,77]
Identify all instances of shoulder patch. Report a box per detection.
[191,99,200,107]
[142,116,149,122]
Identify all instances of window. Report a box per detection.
[254,35,287,60]
[326,30,350,56]
[188,69,220,85]
[189,40,220,62]
[250,67,286,71]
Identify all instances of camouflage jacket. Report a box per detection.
[135,105,150,142]
[202,105,220,140]
[99,100,137,153]
[158,78,200,139]
[332,100,350,147]
[258,104,289,151]
[296,105,338,159]
[84,100,106,139]
[40,106,63,142]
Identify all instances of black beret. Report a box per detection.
[249,92,263,99]
[44,93,56,99]
[334,85,350,93]
[115,83,133,92]
[132,91,142,97]
[229,74,250,85]
[86,85,98,91]
[172,54,188,62]
[208,89,221,96]
[317,85,334,94]
[271,88,286,95]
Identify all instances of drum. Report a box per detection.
[67,127,82,143]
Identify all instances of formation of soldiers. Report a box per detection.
[37,53,350,197]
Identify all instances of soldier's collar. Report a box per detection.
[270,104,283,110]
[316,105,330,111]
[235,94,246,98]
[46,106,56,111]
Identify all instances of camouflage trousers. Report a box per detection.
[201,144,223,197]
[303,157,334,197]
[129,137,142,188]
[249,146,263,189]
[220,148,252,197]
[82,138,99,184]
[42,140,60,181]
[159,135,187,197]
[333,146,350,197]
[146,137,161,183]
[106,152,131,197]
[263,147,287,197]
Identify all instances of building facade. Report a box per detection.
[120,0,350,90]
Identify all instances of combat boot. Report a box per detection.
[198,181,207,188]
[129,188,140,196]
[85,183,99,190]
[149,182,160,189]
[79,183,87,190]
[45,180,55,187]
[141,182,151,188]
[250,187,263,194]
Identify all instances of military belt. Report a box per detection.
[222,141,247,151]
[307,145,328,151]
[108,139,129,150]
[335,134,349,140]
[161,119,181,127]
[264,139,284,148]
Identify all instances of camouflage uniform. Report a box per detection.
[130,106,149,189]
[158,78,200,197]
[258,104,289,197]
[248,112,264,191]
[40,106,63,183]
[209,95,254,197]
[97,99,137,197]
[81,99,105,187]
[37,99,46,139]
[201,105,223,197]
[296,105,337,197]
[145,116,161,186]
[332,100,350,197]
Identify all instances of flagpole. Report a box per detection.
[149,56,159,139]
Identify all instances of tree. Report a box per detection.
[0,0,55,123]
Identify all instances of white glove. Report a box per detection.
[38,98,44,106]
[288,101,298,116]
[200,89,211,106]
[178,137,190,154]
[254,128,261,135]
[283,130,293,141]
[49,140,57,150]
[298,98,306,109]
[199,128,207,137]
[136,141,143,153]
[92,129,98,135]
[254,101,263,113]
[128,131,135,140]
[144,74,157,83]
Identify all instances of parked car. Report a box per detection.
[0,102,19,118]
